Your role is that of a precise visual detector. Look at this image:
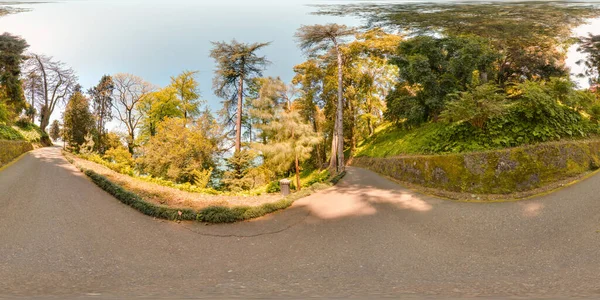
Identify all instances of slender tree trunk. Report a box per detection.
[128,132,135,155]
[30,87,35,123]
[236,75,244,153]
[292,127,301,191]
[328,119,338,173]
[335,46,345,173]
[295,153,301,191]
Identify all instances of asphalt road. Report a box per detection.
[1,146,600,299]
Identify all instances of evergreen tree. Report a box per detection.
[170,71,202,127]
[49,119,61,141]
[88,75,115,153]
[210,40,270,153]
[62,91,93,152]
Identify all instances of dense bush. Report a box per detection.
[137,117,217,184]
[375,79,600,155]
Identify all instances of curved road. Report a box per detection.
[1,146,600,299]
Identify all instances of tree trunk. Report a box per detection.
[328,119,338,173]
[40,112,50,133]
[127,132,135,155]
[236,75,244,153]
[295,153,301,191]
[30,87,35,123]
[335,45,345,174]
[292,127,301,191]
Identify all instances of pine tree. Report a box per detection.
[210,40,270,153]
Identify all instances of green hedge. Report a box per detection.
[352,139,600,194]
[0,140,33,168]
[83,168,333,223]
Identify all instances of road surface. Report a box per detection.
[1,146,599,299]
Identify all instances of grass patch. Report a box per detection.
[0,125,25,140]
[1,121,51,146]
[355,122,447,157]
[80,167,335,223]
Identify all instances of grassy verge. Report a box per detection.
[81,167,334,223]
[77,152,331,197]
[65,153,342,223]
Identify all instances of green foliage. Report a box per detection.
[385,35,499,125]
[102,147,135,175]
[0,33,29,114]
[190,168,212,188]
[170,71,203,125]
[2,120,48,144]
[0,124,24,140]
[81,167,331,223]
[88,75,115,152]
[221,150,256,192]
[83,169,198,221]
[62,91,94,152]
[441,83,507,129]
[137,86,183,139]
[49,120,61,141]
[137,117,218,183]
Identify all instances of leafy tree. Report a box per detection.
[577,34,600,86]
[210,40,270,153]
[62,91,93,152]
[0,33,28,116]
[137,86,183,140]
[49,119,61,141]
[296,24,355,174]
[253,108,321,191]
[112,73,154,154]
[170,70,203,127]
[247,77,292,144]
[292,59,327,167]
[104,132,125,150]
[88,75,115,153]
[137,116,218,184]
[385,35,499,126]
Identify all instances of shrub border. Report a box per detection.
[70,159,342,223]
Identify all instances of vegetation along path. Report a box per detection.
[1,146,600,299]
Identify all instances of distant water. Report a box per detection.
[0,0,599,129]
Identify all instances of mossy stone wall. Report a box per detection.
[0,140,33,168]
[352,140,600,194]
